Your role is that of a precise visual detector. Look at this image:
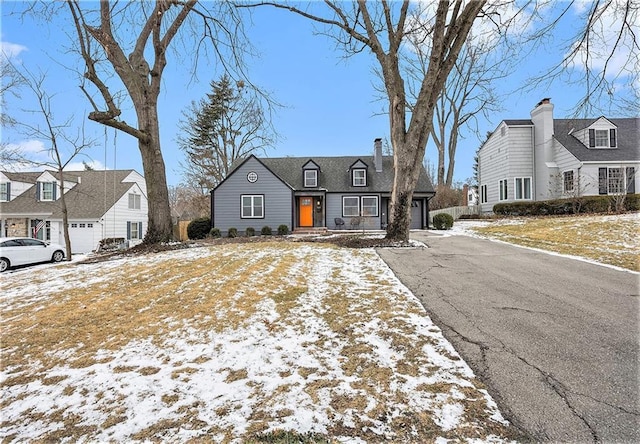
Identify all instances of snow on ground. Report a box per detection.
[0,243,515,442]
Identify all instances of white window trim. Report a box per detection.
[361,196,379,217]
[563,171,575,193]
[0,183,8,202]
[128,193,141,210]
[594,129,609,148]
[607,167,624,194]
[514,177,532,200]
[342,196,360,217]
[499,179,508,201]
[241,195,264,219]
[352,169,367,187]
[304,170,317,187]
[41,182,55,201]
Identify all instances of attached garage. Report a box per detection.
[68,222,101,254]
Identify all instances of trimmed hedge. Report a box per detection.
[433,213,454,230]
[245,227,255,237]
[227,227,238,238]
[187,217,211,239]
[493,194,640,216]
[261,226,272,236]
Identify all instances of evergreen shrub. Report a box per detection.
[210,227,221,238]
[433,213,454,230]
[187,217,211,239]
[261,226,272,235]
[228,227,238,238]
[277,224,289,235]
[245,227,255,237]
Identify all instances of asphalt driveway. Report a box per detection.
[377,232,639,443]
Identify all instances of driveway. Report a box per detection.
[377,231,639,443]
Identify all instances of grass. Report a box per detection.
[0,242,523,442]
[469,213,639,271]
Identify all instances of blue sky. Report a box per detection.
[1,2,635,187]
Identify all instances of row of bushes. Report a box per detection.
[187,217,290,239]
[493,194,640,216]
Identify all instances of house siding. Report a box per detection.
[100,183,149,248]
[214,157,293,233]
[325,193,382,229]
[479,123,534,212]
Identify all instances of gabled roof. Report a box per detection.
[257,156,434,194]
[0,169,142,219]
[554,118,639,162]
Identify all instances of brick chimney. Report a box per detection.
[374,138,383,172]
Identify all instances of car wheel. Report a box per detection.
[0,258,9,272]
[52,250,65,263]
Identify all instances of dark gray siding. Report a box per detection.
[213,157,293,232]
[326,193,382,230]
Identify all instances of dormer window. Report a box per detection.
[38,182,56,201]
[589,128,617,148]
[0,183,9,202]
[353,169,366,186]
[304,169,317,187]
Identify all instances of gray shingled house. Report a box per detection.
[478,98,639,212]
[0,169,148,253]
[211,139,435,234]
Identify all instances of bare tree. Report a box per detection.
[428,40,505,186]
[5,64,94,259]
[243,1,486,241]
[59,0,255,244]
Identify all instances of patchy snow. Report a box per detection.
[440,215,639,274]
[0,243,513,442]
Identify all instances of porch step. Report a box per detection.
[293,227,328,235]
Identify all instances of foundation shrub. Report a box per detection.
[245,227,255,237]
[494,194,639,216]
[261,226,272,236]
[227,227,238,238]
[187,217,211,240]
[277,224,289,235]
[210,227,221,238]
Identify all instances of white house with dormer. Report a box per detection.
[477,98,639,212]
[0,169,148,253]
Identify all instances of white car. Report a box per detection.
[0,237,66,272]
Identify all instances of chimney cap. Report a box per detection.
[374,137,382,142]
[536,97,551,107]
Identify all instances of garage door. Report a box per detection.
[68,222,99,253]
[410,200,422,229]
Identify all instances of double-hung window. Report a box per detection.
[241,195,264,218]
[41,182,54,201]
[304,170,317,187]
[128,193,141,210]
[514,177,531,200]
[0,183,9,201]
[608,168,624,194]
[563,171,574,193]
[499,179,508,201]
[342,196,360,217]
[352,169,366,186]
[361,196,379,217]
[589,128,617,148]
[127,221,143,240]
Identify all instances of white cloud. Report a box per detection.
[0,40,28,61]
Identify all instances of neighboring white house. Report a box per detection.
[478,98,639,213]
[0,169,148,253]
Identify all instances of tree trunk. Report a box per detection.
[138,107,173,244]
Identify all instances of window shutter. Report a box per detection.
[610,129,617,147]
[598,168,608,194]
[626,167,635,194]
[5,183,10,201]
[588,129,595,147]
[36,182,41,200]
[138,222,143,239]
[126,221,131,240]
[52,183,57,200]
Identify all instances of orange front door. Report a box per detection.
[299,197,313,227]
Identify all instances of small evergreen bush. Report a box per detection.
[245,227,255,237]
[187,217,211,239]
[433,213,454,230]
[228,227,238,238]
[277,224,289,235]
[210,227,221,238]
[261,226,272,235]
